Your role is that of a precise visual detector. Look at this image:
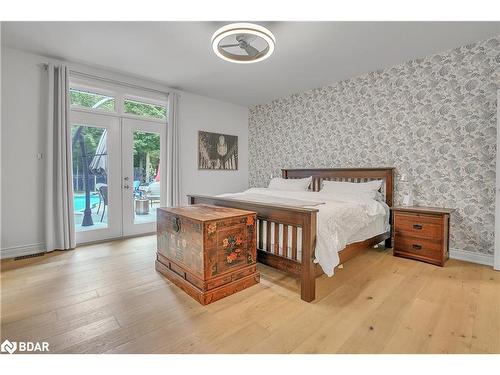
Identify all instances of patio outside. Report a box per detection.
[72,122,161,232]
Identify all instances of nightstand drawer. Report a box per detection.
[394,235,442,260]
[394,213,443,240]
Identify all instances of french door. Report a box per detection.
[121,118,165,236]
[71,112,165,244]
[71,112,122,243]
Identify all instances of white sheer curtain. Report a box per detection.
[165,92,181,207]
[45,64,76,251]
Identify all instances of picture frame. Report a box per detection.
[198,131,238,170]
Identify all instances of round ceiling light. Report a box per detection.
[211,23,276,64]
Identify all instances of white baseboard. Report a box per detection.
[0,242,495,268]
[449,248,494,267]
[0,243,46,260]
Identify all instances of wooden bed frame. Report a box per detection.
[188,167,394,302]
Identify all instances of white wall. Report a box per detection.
[1,47,48,256]
[179,92,248,204]
[0,46,249,257]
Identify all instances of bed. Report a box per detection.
[188,167,394,302]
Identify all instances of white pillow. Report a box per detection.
[320,179,383,200]
[268,177,312,191]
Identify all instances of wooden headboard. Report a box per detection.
[282,167,395,208]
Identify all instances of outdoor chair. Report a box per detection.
[98,185,108,222]
[146,181,161,206]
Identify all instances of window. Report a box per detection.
[69,79,167,120]
[70,88,115,112]
[71,124,109,231]
[124,98,167,120]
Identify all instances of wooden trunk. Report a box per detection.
[156,204,259,305]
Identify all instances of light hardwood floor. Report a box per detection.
[1,236,499,354]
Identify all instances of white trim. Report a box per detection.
[70,106,167,124]
[75,232,155,247]
[69,70,171,100]
[449,248,494,267]
[1,243,46,260]
[495,89,500,271]
[1,243,494,266]
[69,83,117,99]
[124,94,168,108]
[0,232,156,259]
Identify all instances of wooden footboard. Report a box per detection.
[188,194,319,302]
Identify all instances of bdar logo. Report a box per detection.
[1,339,49,353]
[1,339,17,354]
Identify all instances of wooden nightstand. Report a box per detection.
[391,206,454,266]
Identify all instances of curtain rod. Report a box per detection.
[70,70,175,97]
[41,63,178,97]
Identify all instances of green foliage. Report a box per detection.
[71,128,160,185]
[133,131,160,181]
[133,132,160,158]
[70,90,165,186]
[125,100,166,120]
[70,89,114,111]
[69,89,167,120]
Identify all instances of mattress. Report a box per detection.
[347,213,388,244]
[220,187,389,276]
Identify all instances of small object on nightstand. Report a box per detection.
[391,206,454,267]
[399,173,414,206]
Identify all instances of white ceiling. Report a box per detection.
[2,21,499,106]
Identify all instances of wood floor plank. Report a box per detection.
[61,308,201,354]
[47,316,121,352]
[290,265,414,353]
[470,266,500,353]
[423,262,482,354]
[1,235,499,354]
[381,298,444,353]
[1,290,99,324]
[335,261,435,353]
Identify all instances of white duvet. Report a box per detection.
[219,188,389,277]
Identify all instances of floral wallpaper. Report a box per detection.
[249,36,500,256]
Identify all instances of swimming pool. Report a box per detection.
[74,194,100,212]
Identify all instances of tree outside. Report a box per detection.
[70,89,165,193]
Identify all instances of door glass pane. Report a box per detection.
[133,131,160,224]
[124,99,167,120]
[71,125,109,231]
[70,89,115,112]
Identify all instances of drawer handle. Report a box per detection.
[413,224,423,230]
[412,244,422,250]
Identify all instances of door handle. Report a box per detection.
[413,224,423,230]
[173,217,181,232]
[412,244,422,250]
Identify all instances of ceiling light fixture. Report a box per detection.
[211,23,276,64]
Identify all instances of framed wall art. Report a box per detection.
[198,131,238,170]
